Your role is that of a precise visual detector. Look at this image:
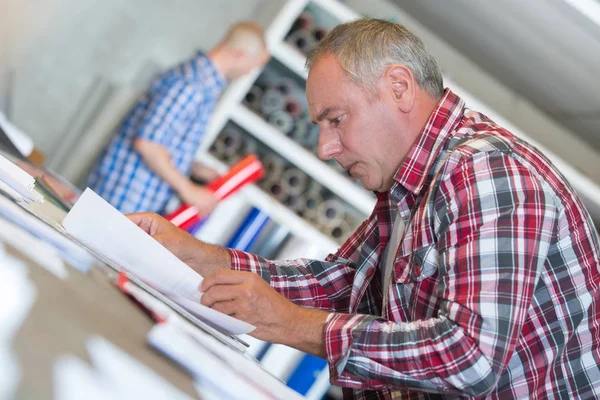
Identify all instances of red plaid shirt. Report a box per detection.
[229,90,600,399]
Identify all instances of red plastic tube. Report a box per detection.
[165,154,264,229]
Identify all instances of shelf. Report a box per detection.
[230,103,376,216]
[271,41,309,80]
[311,0,360,22]
[202,152,339,253]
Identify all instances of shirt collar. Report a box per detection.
[392,88,465,196]
[192,51,227,91]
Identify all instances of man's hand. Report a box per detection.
[127,212,231,276]
[201,270,328,357]
[179,183,218,216]
[191,162,221,183]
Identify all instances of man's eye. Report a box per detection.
[330,116,342,126]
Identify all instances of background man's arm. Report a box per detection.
[133,138,216,215]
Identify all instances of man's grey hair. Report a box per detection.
[306,18,444,99]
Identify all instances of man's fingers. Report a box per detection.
[210,300,238,316]
[201,270,251,292]
[126,212,162,234]
[201,284,239,308]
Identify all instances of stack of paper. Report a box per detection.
[62,188,255,335]
[0,155,43,203]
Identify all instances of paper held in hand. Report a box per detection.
[62,188,255,335]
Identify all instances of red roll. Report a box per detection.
[165,154,265,229]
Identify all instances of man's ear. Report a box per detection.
[382,64,415,113]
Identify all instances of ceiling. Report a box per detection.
[392,0,600,153]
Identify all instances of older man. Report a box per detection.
[130,19,600,399]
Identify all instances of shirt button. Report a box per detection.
[413,265,421,276]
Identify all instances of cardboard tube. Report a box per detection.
[287,30,315,54]
[261,154,285,180]
[316,199,345,227]
[267,110,294,135]
[281,168,308,196]
[244,85,263,112]
[260,89,285,116]
[293,11,314,31]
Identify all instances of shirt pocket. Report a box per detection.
[394,244,439,283]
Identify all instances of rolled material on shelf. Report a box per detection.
[304,191,323,213]
[316,199,345,227]
[292,117,319,148]
[262,154,285,181]
[244,137,258,155]
[284,97,302,119]
[264,179,287,202]
[293,11,314,31]
[273,77,297,96]
[218,127,244,156]
[260,89,285,115]
[287,30,316,54]
[251,224,291,259]
[285,193,307,214]
[226,207,271,251]
[322,220,351,242]
[313,26,328,42]
[306,180,324,195]
[245,85,263,112]
[267,110,294,135]
[281,168,308,196]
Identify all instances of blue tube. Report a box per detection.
[226,207,271,251]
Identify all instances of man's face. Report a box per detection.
[306,54,406,192]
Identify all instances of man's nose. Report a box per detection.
[317,129,341,161]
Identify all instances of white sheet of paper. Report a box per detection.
[168,293,255,335]
[0,155,43,203]
[62,188,203,302]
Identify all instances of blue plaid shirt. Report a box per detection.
[87,52,226,214]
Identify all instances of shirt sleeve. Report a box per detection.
[228,216,375,312]
[137,78,199,146]
[323,151,559,397]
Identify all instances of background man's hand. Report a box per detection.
[127,212,230,276]
[191,162,221,182]
[179,183,218,216]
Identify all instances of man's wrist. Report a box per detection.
[173,177,192,197]
[281,305,328,358]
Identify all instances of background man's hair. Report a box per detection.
[222,21,267,57]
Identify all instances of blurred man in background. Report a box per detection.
[87,21,269,215]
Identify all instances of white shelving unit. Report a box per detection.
[199,0,373,255]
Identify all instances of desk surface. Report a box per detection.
[11,245,197,399]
